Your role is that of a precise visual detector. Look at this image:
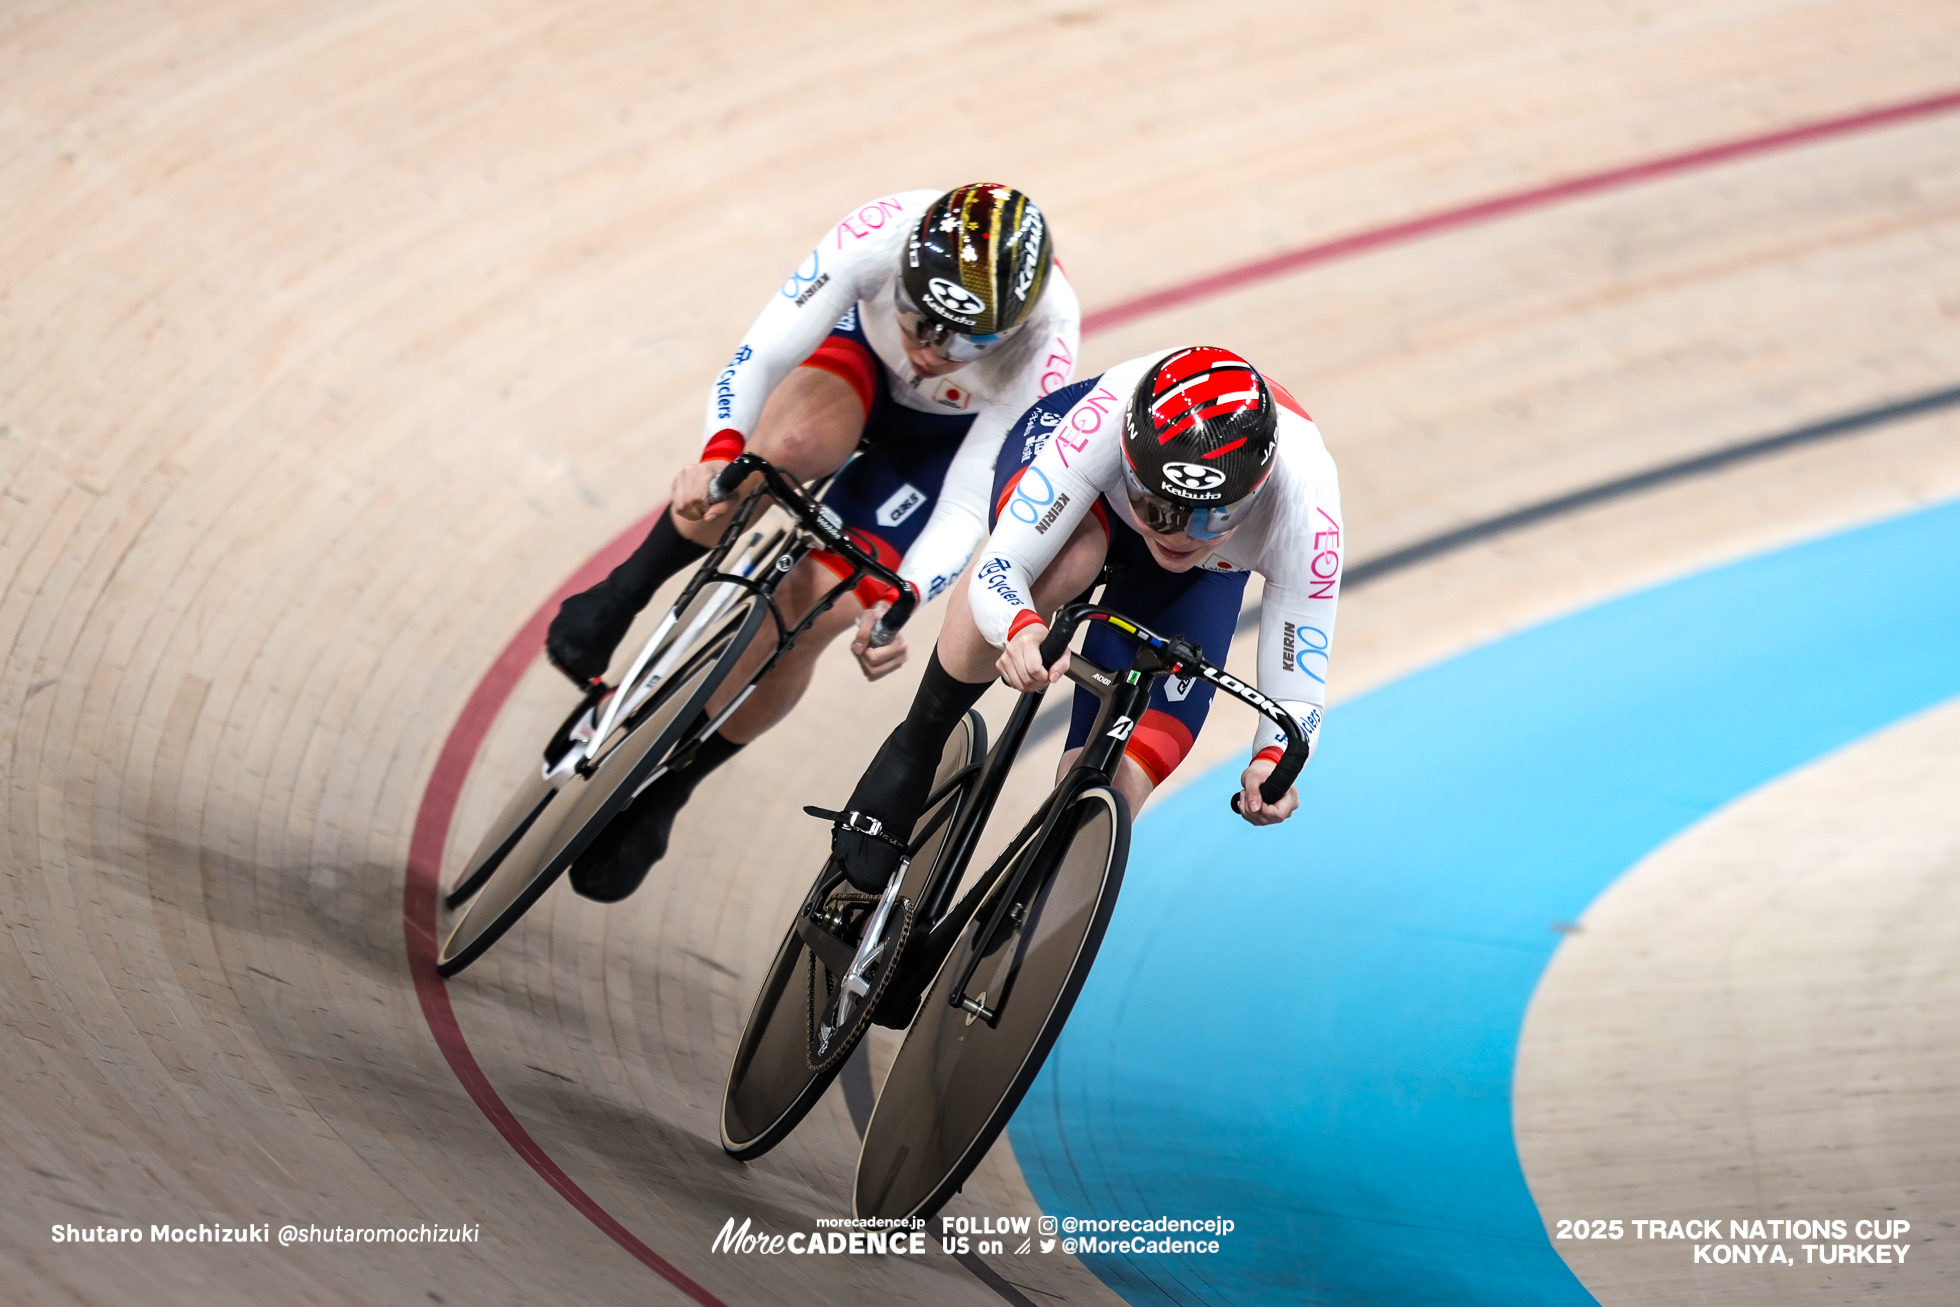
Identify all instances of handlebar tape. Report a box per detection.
[706,455,754,504]
[1037,620,1072,668]
[867,588,918,648]
[1229,737,1308,813]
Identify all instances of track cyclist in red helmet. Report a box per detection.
[551,185,1080,902]
[829,346,1341,893]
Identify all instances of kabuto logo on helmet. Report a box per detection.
[925,277,986,322]
[1123,346,1280,509]
[1162,462,1228,492]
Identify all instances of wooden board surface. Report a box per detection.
[4,1,1958,1302]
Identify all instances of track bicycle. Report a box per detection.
[435,453,917,977]
[718,603,1307,1216]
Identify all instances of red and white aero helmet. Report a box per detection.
[1120,347,1278,539]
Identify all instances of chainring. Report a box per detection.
[805,885,913,1074]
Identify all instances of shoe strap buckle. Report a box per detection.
[803,805,908,851]
[840,810,885,838]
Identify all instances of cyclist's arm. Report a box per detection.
[1250,480,1343,768]
[897,309,1083,605]
[894,412,1000,605]
[968,362,1148,648]
[698,191,931,460]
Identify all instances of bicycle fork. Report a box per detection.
[947,655,1155,1026]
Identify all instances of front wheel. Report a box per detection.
[720,710,987,1160]
[436,582,766,976]
[853,783,1129,1222]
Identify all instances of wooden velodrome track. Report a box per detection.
[5,1,1959,1303]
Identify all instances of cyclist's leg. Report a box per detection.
[565,371,874,899]
[931,509,1107,681]
[546,321,874,684]
[682,363,870,538]
[829,386,1107,891]
[571,329,936,897]
[712,559,867,743]
[830,508,1107,892]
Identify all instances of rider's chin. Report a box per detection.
[1147,537,1204,568]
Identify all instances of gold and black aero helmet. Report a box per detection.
[900,184,1053,342]
[1120,347,1279,540]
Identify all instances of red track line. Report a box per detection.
[1083,86,1960,334]
[400,82,1960,1300]
[398,507,733,1307]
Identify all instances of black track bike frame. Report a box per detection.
[878,602,1310,1030]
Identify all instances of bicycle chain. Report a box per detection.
[804,889,912,1075]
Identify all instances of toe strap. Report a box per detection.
[804,805,909,852]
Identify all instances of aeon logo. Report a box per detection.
[1161,462,1227,492]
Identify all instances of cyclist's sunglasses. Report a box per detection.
[893,284,1021,363]
[1121,460,1265,541]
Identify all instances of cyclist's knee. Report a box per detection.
[1054,732,1168,815]
[783,559,866,630]
[1111,753,1158,816]
[749,370,865,478]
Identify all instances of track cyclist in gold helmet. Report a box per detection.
[550,185,1080,902]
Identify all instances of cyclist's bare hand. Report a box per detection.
[1236,757,1300,826]
[673,460,731,522]
[997,620,1067,693]
[850,603,909,681]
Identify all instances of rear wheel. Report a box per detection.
[853,783,1129,1222]
[436,582,767,976]
[720,710,986,1160]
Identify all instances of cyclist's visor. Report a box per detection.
[893,283,1022,363]
[1121,459,1267,541]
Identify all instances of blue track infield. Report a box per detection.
[1006,497,1960,1306]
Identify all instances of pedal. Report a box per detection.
[543,683,612,778]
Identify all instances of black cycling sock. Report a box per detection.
[665,729,746,800]
[570,732,745,902]
[833,650,990,892]
[546,507,708,683]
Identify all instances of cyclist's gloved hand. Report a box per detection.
[1235,756,1300,827]
[546,582,636,686]
[850,601,910,682]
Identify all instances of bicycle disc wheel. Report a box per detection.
[853,783,1129,1221]
[443,770,555,910]
[720,710,986,1160]
[444,686,616,909]
[436,582,766,977]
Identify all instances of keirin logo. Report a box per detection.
[1161,462,1227,492]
